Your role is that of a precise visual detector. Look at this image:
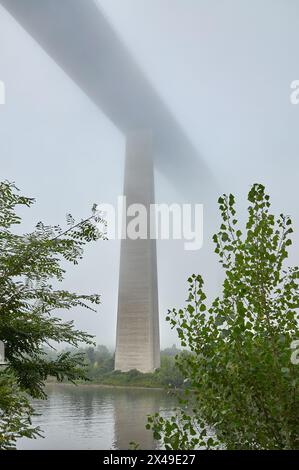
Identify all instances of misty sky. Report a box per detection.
[0,0,299,348]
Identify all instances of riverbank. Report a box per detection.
[45,380,168,392]
[44,345,185,389]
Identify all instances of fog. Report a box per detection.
[0,0,299,348]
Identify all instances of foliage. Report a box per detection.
[148,184,299,450]
[80,344,115,381]
[161,344,181,357]
[155,354,185,388]
[48,345,185,388]
[0,181,105,448]
[0,371,41,450]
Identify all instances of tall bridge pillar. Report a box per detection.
[115,131,160,372]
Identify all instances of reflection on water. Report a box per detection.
[17,384,176,450]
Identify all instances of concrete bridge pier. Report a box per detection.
[115,131,160,373]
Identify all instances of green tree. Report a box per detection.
[148,184,299,450]
[156,355,185,388]
[0,181,105,449]
[86,347,96,365]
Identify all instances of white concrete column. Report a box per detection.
[115,131,160,372]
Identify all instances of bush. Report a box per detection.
[149,184,299,450]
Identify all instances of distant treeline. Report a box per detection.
[44,344,187,388]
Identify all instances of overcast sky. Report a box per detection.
[0,0,299,348]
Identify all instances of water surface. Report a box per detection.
[17,383,177,450]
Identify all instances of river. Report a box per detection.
[17,383,177,450]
